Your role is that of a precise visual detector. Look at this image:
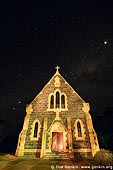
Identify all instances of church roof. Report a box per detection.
[29,66,85,105]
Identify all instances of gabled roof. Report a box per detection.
[29,66,85,105]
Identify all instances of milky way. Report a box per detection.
[0,1,113,124]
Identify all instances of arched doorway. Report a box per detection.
[49,121,67,153]
[52,132,63,152]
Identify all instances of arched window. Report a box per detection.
[50,95,54,109]
[61,95,65,108]
[48,91,67,110]
[56,91,60,108]
[77,122,82,137]
[33,122,38,138]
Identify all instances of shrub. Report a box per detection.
[94,149,113,165]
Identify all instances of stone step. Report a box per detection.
[44,152,70,159]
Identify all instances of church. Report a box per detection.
[15,66,99,159]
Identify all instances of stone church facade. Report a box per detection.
[15,66,99,158]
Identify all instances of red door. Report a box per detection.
[52,132,63,152]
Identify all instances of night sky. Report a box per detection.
[0,1,113,151]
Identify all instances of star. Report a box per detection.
[19,73,23,77]
[81,59,84,63]
[12,107,15,110]
[16,31,20,35]
[104,41,108,45]
[74,76,77,80]
[35,27,39,31]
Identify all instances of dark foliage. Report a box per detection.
[94,149,113,165]
[92,107,113,151]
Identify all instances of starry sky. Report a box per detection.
[0,1,113,135]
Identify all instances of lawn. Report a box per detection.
[0,154,113,170]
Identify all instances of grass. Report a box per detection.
[0,154,61,170]
[0,154,113,170]
[0,153,16,162]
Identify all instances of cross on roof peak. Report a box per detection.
[55,66,60,74]
[55,66,60,72]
